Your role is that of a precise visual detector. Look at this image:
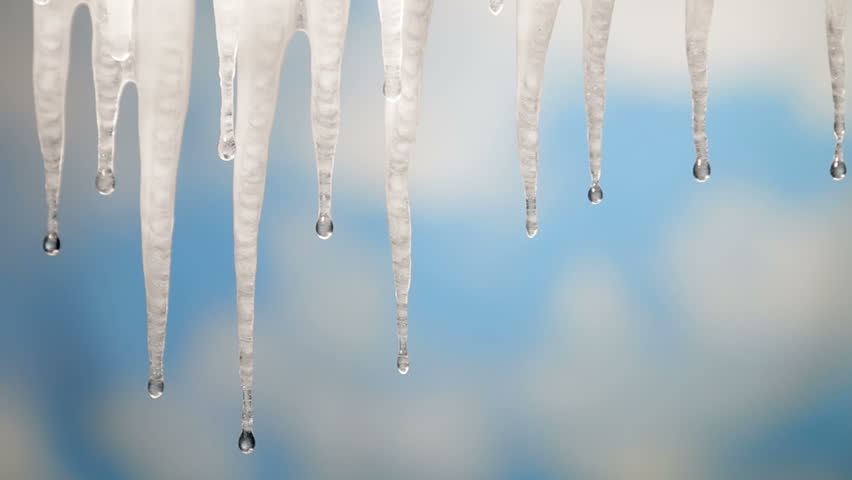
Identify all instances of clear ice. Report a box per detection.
[378,0,403,101]
[514,0,615,236]
[220,0,351,452]
[32,0,194,399]
[213,0,241,161]
[686,0,713,183]
[384,0,435,375]
[827,0,848,181]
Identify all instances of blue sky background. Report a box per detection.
[2,1,852,479]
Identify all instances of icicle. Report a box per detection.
[213,0,241,161]
[515,0,561,237]
[229,0,351,452]
[686,0,713,183]
[827,0,848,181]
[581,0,615,203]
[384,0,434,375]
[32,0,194,399]
[489,0,505,16]
[378,0,403,101]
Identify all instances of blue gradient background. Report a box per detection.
[2,1,852,479]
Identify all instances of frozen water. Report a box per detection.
[224,0,351,447]
[378,0,403,100]
[686,0,714,182]
[33,0,195,399]
[826,0,847,181]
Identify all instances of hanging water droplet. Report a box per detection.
[831,159,847,180]
[526,219,539,239]
[382,76,402,102]
[587,183,604,205]
[218,134,236,162]
[693,159,711,182]
[95,168,116,195]
[315,213,334,239]
[42,232,60,256]
[397,354,410,375]
[238,430,255,454]
[489,0,504,16]
[147,377,164,399]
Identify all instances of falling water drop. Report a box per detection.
[95,167,116,195]
[826,0,847,180]
[315,213,334,239]
[581,0,615,193]
[397,354,410,375]
[587,182,604,205]
[42,232,60,256]
[238,430,256,454]
[686,0,714,182]
[378,0,403,101]
[693,159,711,182]
[831,158,847,180]
[147,377,164,399]
[489,0,504,16]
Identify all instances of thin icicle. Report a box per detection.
[384,0,434,375]
[213,0,241,161]
[516,0,561,238]
[231,0,351,452]
[827,0,848,181]
[33,0,193,399]
[686,0,713,183]
[377,0,403,100]
[581,0,615,204]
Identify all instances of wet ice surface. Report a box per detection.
[218,0,351,452]
[32,0,194,402]
[827,0,848,181]
[686,0,713,183]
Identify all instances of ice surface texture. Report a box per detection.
[32,0,194,399]
[217,0,352,452]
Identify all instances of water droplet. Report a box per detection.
[383,77,402,102]
[95,168,116,195]
[147,377,164,399]
[831,159,847,180]
[110,50,131,62]
[43,232,60,256]
[489,0,504,15]
[693,160,711,183]
[238,430,256,454]
[397,354,410,375]
[218,135,236,162]
[525,219,538,238]
[587,183,604,205]
[315,214,334,239]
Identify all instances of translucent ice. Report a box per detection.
[686,0,714,182]
[225,0,351,451]
[33,0,195,398]
[213,0,241,161]
[826,0,847,181]
[377,0,403,100]
[384,0,434,375]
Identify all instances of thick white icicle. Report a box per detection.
[377,0,403,100]
[33,0,193,399]
[384,0,434,375]
[516,0,561,238]
[827,0,848,181]
[686,0,713,183]
[213,0,241,161]
[231,0,351,452]
[581,0,615,204]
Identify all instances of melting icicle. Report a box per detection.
[33,0,194,399]
[686,0,713,183]
[581,0,615,203]
[490,0,505,16]
[827,0,848,181]
[516,0,561,237]
[384,0,434,375]
[227,0,351,450]
[378,0,403,101]
[213,0,241,161]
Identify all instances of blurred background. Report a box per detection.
[3,1,852,479]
